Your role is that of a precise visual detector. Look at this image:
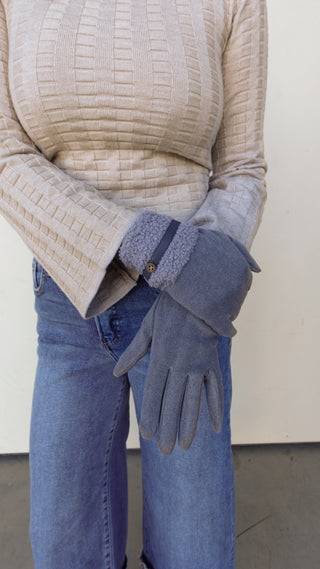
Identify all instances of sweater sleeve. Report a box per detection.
[0,2,139,318]
[186,0,268,251]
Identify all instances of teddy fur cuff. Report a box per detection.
[118,210,198,289]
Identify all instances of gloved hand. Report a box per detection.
[113,291,224,455]
[165,227,260,337]
[119,210,261,338]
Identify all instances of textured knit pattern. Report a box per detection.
[0,0,268,318]
[119,211,199,289]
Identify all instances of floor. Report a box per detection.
[0,444,319,569]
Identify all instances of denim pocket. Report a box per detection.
[32,257,46,296]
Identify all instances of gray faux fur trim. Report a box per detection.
[119,210,198,288]
[119,210,172,273]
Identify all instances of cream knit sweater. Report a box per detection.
[0,0,268,318]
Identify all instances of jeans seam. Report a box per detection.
[230,461,236,567]
[29,377,51,549]
[105,306,122,347]
[99,336,121,362]
[102,376,128,569]
[95,307,122,357]
[32,258,47,296]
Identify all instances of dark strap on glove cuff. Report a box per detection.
[143,219,180,281]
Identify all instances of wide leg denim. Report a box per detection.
[29,258,236,569]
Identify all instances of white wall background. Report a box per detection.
[1,0,320,453]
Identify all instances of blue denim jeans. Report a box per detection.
[29,258,236,569]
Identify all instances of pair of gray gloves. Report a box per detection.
[113,211,260,455]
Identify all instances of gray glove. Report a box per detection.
[119,211,261,338]
[113,291,224,455]
[165,228,261,338]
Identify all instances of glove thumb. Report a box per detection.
[228,235,261,273]
[113,298,156,377]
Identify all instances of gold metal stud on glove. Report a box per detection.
[146,262,157,273]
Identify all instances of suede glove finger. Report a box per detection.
[113,292,224,455]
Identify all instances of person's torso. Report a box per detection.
[4,0,232,219]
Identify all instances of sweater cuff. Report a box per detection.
[118,210,198,288]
